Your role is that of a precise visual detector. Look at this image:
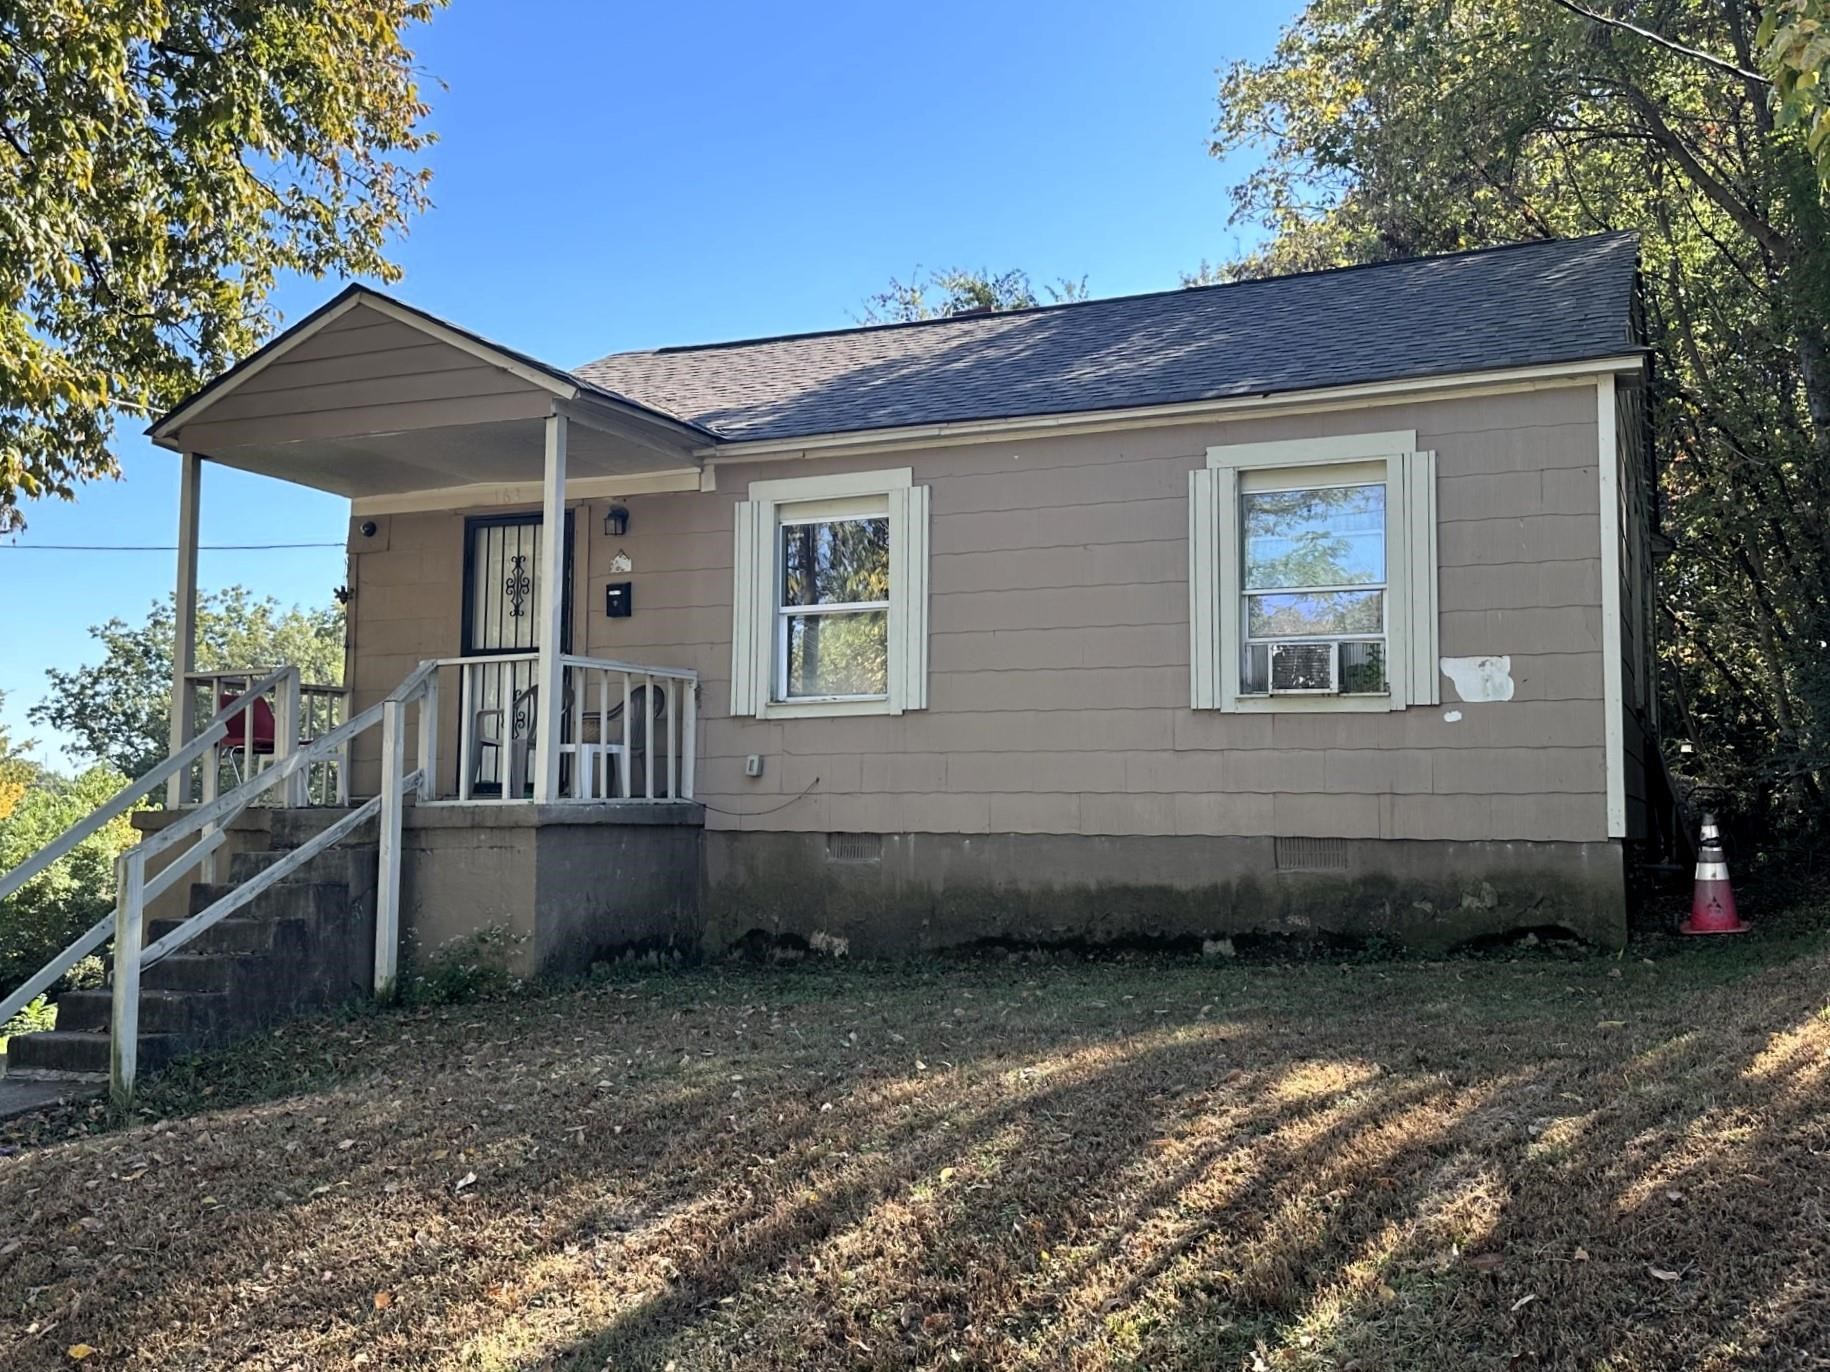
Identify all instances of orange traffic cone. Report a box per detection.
[1681,813,1747,935]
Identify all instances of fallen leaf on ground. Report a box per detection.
[373,1290,394,1310]
[1650,1266,1682,1282]
[454,1171,477,1191]
[67,1346,95,1361]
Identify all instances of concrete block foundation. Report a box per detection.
[139,808,1631,992]
[700,831,1629,956]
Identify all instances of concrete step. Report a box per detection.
[227,849,288,882]
[54,987,231,1036]
[142,952,272,995]
[5,1029,189,1076]
[148,914,314,955]
[226,845,376,883]
[269,808,376,851]
[187,879,350,922]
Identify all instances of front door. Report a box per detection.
[461,512,573,793]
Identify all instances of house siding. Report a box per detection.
[342,381,1627,949]
[346,384,1610,838]
[569,384,1608,843]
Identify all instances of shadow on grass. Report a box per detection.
[0,933,1825,1371]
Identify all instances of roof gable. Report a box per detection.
[149,286,714,448]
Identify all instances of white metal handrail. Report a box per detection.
[0,658,439,1108]
[0,665,293,915]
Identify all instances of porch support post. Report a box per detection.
[532,409,568,802]
[165,451,203,806]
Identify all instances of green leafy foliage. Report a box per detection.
[399,925,526,1007]
[0,1,446,530]
[1213,0,1830,838]
[0,993,56,1045]
[30,587,344,780]
[0,761,140,997]
[1762,0,1830,182]
[0,692,35,823]
[861,267,1089,323]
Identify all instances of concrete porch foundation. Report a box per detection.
[401,803,703,977]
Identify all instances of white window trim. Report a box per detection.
[731,467,929,720]
[1190,430,1439,713]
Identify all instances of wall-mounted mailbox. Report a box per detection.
[605,581,633,618]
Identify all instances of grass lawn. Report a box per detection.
[2,922,1827,1371]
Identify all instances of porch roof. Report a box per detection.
[148,286,715,500]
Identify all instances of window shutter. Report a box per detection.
[1188,468,1224,709]
[1406,450,1440,706]
[730,500,765,717]
[888,485,930,712]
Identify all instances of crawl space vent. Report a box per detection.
[1274,837,1350,872]
[826,833,882,864]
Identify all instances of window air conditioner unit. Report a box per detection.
[1269,641,1338,694]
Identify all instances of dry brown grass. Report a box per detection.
[2,928,1828,1371]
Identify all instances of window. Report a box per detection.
[778,501,890,699]
[732,468,929,718]
[1241,477,1389,696]
[1190,432,1438,712]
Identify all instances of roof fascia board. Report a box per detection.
[552,395,710,458]
[350,467,705,518]
[698,354,1649,464]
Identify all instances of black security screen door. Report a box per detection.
[461,512,573,657]
[460,512,573,792]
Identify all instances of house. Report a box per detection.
[9,234,1663,1047]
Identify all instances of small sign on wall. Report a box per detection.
[608,549,633,574]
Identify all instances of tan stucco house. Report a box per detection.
[142,232,1659,966]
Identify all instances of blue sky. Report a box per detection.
[0,0,1291,765]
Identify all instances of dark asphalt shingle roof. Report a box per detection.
[575,233,1641,444]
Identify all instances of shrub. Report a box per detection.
[399,924,527,1006]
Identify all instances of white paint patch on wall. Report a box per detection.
[1443,709,1463,723]
[1440,655,1516,704]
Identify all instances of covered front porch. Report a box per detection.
[148,285,716,812]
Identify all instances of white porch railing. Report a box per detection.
[178,668,351,810]
[438,653,697,803]
[0,661,437,1107]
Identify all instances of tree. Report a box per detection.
[0,762,139,998]
[861,267,1089,323]
[0,2,446,531]
[30,588,345,780]
[1211,0,1830,836]
[0,692,36,823]
[1761,0,1830,182]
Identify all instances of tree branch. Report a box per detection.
[1543,0,1770,84]
[1617,81,1790,261]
